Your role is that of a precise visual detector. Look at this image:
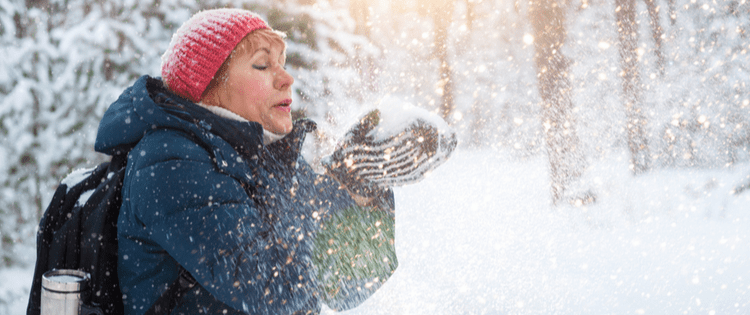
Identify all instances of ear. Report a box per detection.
[201,58,233,106]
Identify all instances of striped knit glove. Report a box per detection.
[322,108,457,196]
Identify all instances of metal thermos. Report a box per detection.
[40,269,91,315]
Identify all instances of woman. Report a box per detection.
[94,8,397,315]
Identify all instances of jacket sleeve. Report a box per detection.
[124,130,316,314]
[297,160,399,312]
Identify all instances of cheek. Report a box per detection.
[231,78,255,96]
[232,77,273,100]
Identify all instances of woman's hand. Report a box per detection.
[321,108,457,197]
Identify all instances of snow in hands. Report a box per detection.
[323,99,457,196]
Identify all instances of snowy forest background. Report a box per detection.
[1,0,749,313]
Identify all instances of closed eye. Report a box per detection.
[252,64,268,70]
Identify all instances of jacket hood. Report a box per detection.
[95,75,266,157]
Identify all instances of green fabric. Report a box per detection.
[313,205,397,303]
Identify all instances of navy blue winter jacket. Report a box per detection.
[94,76,396,315]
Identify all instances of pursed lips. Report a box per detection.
[273,99,292,112]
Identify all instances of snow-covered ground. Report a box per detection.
[328,149,750,314]
[3,149,750,314]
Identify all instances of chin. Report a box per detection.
[272,122,293,135]
[282,124,293,134]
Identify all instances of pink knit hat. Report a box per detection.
[161,8,269,103]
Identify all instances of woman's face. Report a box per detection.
[212,39,294,135]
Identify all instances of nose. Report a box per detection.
[274,66,294,91]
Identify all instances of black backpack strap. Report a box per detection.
[144,266,197,315]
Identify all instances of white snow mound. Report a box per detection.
[368,96,453,141]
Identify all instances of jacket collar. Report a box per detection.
[264,119,317,169]
[146,76,318,169]
[96,75,317,177]
[197,103,287,146]
[142,77,267,160]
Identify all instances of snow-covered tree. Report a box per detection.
[567,0,749,170]
[0,0,87,266]
[651,0,750,167]
[0,0,193,266]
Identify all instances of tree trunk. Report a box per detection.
[667,0,676,25]
[616,0,650,175]
[529,0,587,205]
[349,0,377,94]
[643,0,665,75]
[466,0,476,31]
[350,0,370,37]
[432,0,455,121]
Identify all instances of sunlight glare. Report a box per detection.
[523,34,534,45]
[453,111,463,121]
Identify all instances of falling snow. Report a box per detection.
[1,0,749,313]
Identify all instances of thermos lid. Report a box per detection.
[42,269,90,293]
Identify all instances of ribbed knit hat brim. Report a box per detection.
[161,8,269,102]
